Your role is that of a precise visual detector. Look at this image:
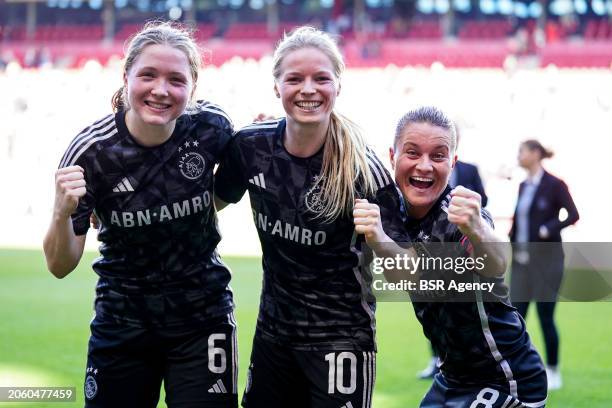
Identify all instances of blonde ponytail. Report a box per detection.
[312,112,377,223]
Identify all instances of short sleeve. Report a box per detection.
[214,134,248,204]
[59,143,96,236]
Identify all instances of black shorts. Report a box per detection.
[421,372,547,408]
[242,336,375,408]
[84,312,238,408]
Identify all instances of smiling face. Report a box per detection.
[390,122,457,219]
[124,43,193,129]
[274,46,340,127]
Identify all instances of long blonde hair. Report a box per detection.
[272,26,377,222]
[111,21,201,112]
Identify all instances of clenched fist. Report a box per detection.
[447,186,484,238]
[353,198,385,244]
[53,166,86,219]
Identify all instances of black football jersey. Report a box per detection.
[404,186,543,389]
[215,118,407,351]
[60,101,234,326]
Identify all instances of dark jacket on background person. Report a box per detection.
[510,170,579,243]
[451,161,488,207]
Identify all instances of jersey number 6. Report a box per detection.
[208,333,227,374]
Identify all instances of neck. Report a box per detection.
[407,203,434,220]
[527,163,543,178]
[125,109,175,147]
[284,117,329,158]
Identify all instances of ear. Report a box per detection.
[336,81,341,97]
[451,154,458,169]
[273,83,280,98]
[389,147,396,170]
[123,71,128,88]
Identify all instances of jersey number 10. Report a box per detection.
[324,352,357,394]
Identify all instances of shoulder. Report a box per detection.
[59,113,118,168]
[233,118,284,146]
[186,100,234,133]
[237,118,283,138]
[543,170,564,185]
[365,147,394,191]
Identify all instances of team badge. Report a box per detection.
[84,375,97,400]
[304,175,325,213]
[178,139,205,180]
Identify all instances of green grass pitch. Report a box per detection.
[1,249,611,407]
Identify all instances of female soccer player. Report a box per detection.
[214,26,405,408]
[43,22,238,408]
[510,140,579,390]
[354,106,548,407]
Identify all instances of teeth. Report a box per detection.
[412,176,433,182]
[147,102,170,109]
[296,101,322,109]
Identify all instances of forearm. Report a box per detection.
[368,233,419,283]
[43,215,85,278]
[466,224,511,278]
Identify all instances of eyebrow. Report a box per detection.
[137,66,188,77]
[402,142,449,150]
[283,70,333,76]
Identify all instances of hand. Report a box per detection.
[253,113,274,122]
[53,166,86,219]
[353,199,386,245]
[447,186,484,239]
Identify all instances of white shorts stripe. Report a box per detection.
[362,352,368,408]
[229,312,238,394]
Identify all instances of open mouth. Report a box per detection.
[295,101,323,111]
[145,101,171,111]
[409,176,435,189]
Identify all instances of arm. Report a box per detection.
[447,186,510,278]
[214,195,230,212]
[541,180,579,238]
[43,166,88,278]
[213,135,247,208]
[353,199,418,284]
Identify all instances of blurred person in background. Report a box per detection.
[354,106,548,407]
[214,26,406,408]
[418,125,489,379]
[510,139,579,391]
[43,22,238,408]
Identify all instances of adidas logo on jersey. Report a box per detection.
[112,177,134,193]
[248,173,266,189]
[208,379,227,394]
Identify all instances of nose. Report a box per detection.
[415,155,434,172]
[151,79,169,97]
[300,78,316,95]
